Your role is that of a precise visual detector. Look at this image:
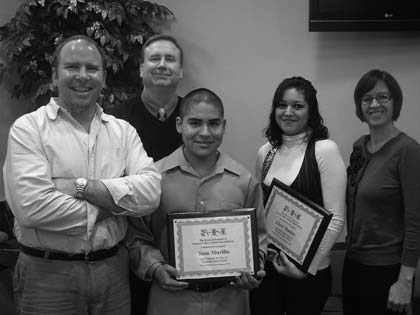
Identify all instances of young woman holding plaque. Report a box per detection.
[250,76,346,315]
[343,69,420,315]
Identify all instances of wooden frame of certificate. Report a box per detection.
[167,208,259,285]
[265,178,332,272]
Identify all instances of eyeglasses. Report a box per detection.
[361,93,392,106]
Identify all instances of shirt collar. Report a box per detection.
[45,97,110,122]
[160,146,242,177]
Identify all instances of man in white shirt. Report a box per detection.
[3,34,161,315]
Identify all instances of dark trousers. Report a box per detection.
[342,256,411,315]
[130,271,151,315]
[250,261,332,315]
[0,201,18,315]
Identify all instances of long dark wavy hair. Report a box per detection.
[264,76,329,148]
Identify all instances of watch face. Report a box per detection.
[77,178,87,187]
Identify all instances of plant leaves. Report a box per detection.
[0,0,175,105]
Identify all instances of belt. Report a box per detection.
[19,244,118,263]
[187,281,228,292]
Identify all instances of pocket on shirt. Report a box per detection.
[102,147,125,177]
[104,147,124,162]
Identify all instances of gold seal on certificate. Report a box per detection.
[167,208,259,284]
[265,179,332,272]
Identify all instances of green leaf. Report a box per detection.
[112,63,118,73]
[56,7,63,16]
[86,26,94,37]
[117,15,122,25]
[100,34,107,46]
[22,34,35,47]
[44,52,54,65]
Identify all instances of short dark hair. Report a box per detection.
[354,69,403,122]
[265,76,328,148]
[140,34,183,65]
[52,34,106,71]
[179,88,224,118]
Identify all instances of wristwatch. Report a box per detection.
[75,178,88,199]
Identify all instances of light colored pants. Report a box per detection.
[147,282,250,315]
[14,245,130,315]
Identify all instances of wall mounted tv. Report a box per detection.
[309,0,420,31]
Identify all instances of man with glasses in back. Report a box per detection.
[116,34,184,315]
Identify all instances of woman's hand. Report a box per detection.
[387,279,412,313]
[387,265,415,314]
[270,249,306,279]
[153,264,189,291]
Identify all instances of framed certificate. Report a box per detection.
[167,208,259,284]
[265,178,332,272]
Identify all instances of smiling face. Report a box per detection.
[52,39,105,113]
[275,87,309,136]
[140,40,183,88]
[176,102,226,162]
[361,80,394,129]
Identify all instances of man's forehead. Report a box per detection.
[146,40,179,54]
[62,39,98,53]
[185,111,223,120]
[186,116,223,120]
[182,101,223,118]
[58,39,103,66]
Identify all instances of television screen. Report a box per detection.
[309,0,420,31]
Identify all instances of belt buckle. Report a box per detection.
[84,252,96,264]
[192,283,212,292]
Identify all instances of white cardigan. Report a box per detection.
[256,133,346,275]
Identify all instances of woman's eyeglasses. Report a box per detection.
[361,93,392,106]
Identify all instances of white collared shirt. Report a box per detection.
[4,98,161,253]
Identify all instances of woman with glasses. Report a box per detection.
[250,76,346,315]
[343,69,420,315]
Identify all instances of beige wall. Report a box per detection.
[157,0,420,172]
[1,0,420,199]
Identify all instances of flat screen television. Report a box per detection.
[309,0,420,31]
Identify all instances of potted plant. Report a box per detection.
[0,0,175,112]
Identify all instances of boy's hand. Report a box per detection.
[153,264,189,291]
[231,270,266,290]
